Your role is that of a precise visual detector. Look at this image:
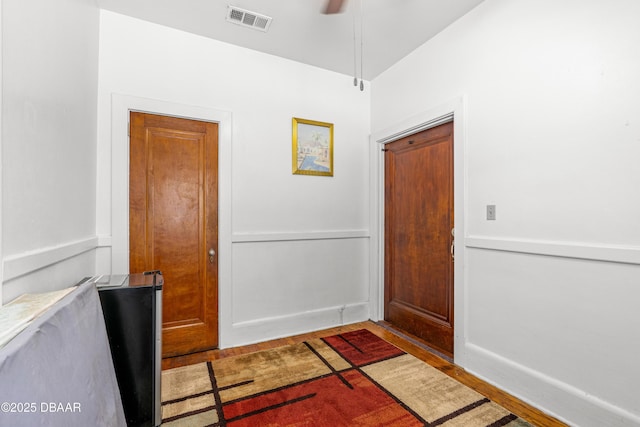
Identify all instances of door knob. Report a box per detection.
[208,248,216,264]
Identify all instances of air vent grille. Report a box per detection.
[226,6,272,32]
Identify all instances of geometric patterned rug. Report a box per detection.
[161,329,534,426]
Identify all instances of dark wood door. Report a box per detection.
[129,112,218,357]
[384,121,454,357]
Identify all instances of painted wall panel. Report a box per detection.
[97,11,370,239]
[232,238,368,324]
[372,0,640,246]
[1,0,99,301]
[467,248,640,418]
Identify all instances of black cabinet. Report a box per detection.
[93,272,163,427]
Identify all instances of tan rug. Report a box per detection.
[161,329,534,426]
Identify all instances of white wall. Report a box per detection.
[371,0,640,426]
[1,0,100,303]
[96,11,371,347]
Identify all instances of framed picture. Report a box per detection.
[292,117,334,177]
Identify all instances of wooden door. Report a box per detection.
[384,121,454,357]
[130,112,218,357]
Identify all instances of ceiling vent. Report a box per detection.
[226,5,273,32]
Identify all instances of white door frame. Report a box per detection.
[369,96,468,364]
[109,94,233,348]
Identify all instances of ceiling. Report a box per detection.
[96,0,485,81]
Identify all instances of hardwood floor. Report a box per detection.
[161,321,567,427]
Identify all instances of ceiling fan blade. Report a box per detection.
[323,0,346,14]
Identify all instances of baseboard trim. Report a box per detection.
[465,343,640,427]
[221,302,370,348]
[466,236,640,265]
[2,237,99,282]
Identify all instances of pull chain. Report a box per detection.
[353,9,357,86]
[359,0,364,91]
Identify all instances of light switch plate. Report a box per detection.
[487,205,496,220]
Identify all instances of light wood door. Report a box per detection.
[130,112,218,357]
[384,121,454,357]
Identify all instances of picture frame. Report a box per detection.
[292,117,334,177]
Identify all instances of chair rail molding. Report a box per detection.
[466,235,640,265]
[2,236,100,282]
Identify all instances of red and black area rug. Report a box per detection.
[161,329,533,426]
